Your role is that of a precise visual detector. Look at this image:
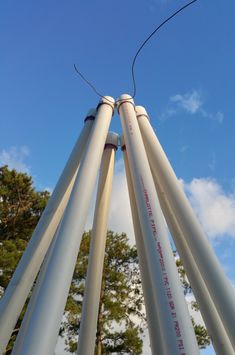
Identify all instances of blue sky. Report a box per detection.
[1,0,235,354]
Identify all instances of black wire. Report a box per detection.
[74,0,199,104]
[131,0,199,99]
[74,64,107,100]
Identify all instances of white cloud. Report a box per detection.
[201,108,224,123]
[84,158,135,244]
[160,90,224,123]
[108,159,135,244]
[0,146,30,173]
[44,186,53,194]
[183,178,235,239]
[171,90,202,114]
[186,293,205,327]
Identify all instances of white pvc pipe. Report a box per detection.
[152,165,234,355]
[12,221,62,354]
[0,109,95,354]
[77,132,118,355]
[117,94,199,355]
[17,96,115,355]
[121,136,165,355]
[136,105,235,349]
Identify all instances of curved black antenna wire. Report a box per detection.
[131,0,199,99]
[74,0,199,103]
[74,64,107,100]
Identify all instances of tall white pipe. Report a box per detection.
[77,132,118,355]
[0,109,95,354]
[121,136,165,355]
[117,94,199,355]
[136,105,235,348]
[17,96,115,355]
[151,160,234,355]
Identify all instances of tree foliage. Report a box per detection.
[0,165,49,294]
[0,166,50,353]
[0,165,211,353]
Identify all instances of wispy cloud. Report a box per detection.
[0,146,30,173]
[208,154,216,171]
[171,91,202,114]
[200,108,224,123]
[179,145,189,153]
[160,90,224,123]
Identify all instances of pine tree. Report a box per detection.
[0,165,49,294]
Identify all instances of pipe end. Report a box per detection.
[100,96,115,106]
[135,106,149,120]
[97,96,115,115]
[84,108,96,122]
[105,132,119,149]
[116,94,134,108]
